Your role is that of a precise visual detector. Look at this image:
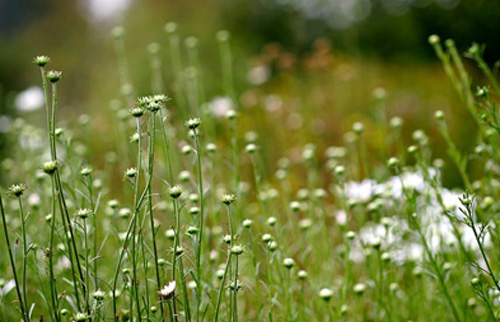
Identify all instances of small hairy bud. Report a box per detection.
[8,183,27,197]
[245,143,257,154]
[42,160,58,175]
[428,34,440,45]
[231,244,244,255]
[125,168,137,178]
[76,208,92,219]
[185,118,201,130]
[221,193,236,205]
[80,167,93,176]
[46,70,62,83]
[130,107,145,118]
[169,186,183,199]
[34,55,50,67]
[319,288,334,301]
[283,258,295,269]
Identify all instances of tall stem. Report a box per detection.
[0,192,29,321]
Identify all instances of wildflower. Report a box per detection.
[80,167,93,176]
[319,288,334,301]
[125,168,137,178]
[158,281,176,301]
[290,201,301,212]
[169,186,182,199]
[245,143,257,154]
[267,241,278,252]
[428,34,440,45]
[267,216,277,226]
[242,219,253,228]
[93,289,106,301]
[283,258,295,269]
[42,160,58,175]
[46,70,62,83]
[231,245,244,255]
[73,312,89,322]
[34,55,50,67]
[130,107,145,118]
[221,193,236,205]
[297,270,308,280]
[187,226,198,235]
[353,283,366,295]
[226,109,237,120]
[206,143,217,153]
[189,207,200,215]
[185,118,201,130]
[261,234,272,243]
[76,208,92,219]
[165,229,175,240]
[222,234,232,244]
[15,86,44,112]
[8,183,27,197]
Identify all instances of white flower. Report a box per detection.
[15,86,44,112]
[344,179,377,203]
[158,281,176,300]
[248,65,269,85]
[209,97,234,118]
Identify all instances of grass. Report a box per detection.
[0,26,500,322]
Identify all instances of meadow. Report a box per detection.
[1,22,500,322]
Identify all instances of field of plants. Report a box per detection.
[2,2,500,321]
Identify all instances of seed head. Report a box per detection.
[46,70,62,83]
[283,257,295,269]
[185,118,201,130]
[34,55,50,67]
[8,183,27,197]
[169,186,183,199]
[221,193,236,205]
[319,288,334,301]
[42,160,58,175]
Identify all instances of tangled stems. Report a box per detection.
[460,196,500,293]
[0,192,29,321]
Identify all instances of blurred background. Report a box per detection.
[1,0,500,187]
